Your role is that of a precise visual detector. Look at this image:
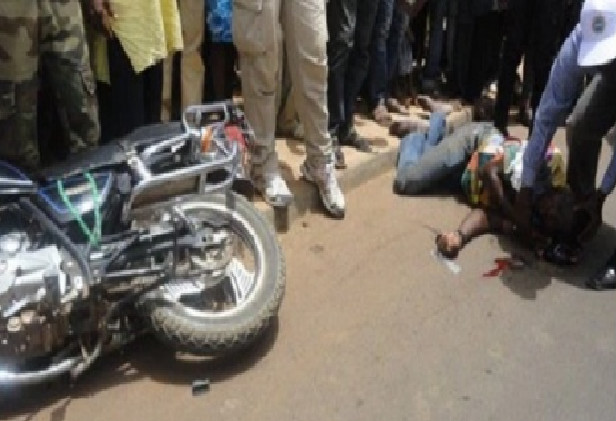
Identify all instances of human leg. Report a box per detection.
[326,0,357,137]
[179,0,205,109]
[395,122,492,195]
[566,73,616,201]
[0,0,41,170]
[385,4,409,110]
[424,0,448,82]
[284,0,345,217]
[367,0,395,124]
[339,0,379,153]
[233,0,292,206]
[494,0,530,133]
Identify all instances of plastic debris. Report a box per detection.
[192,379,211,396]
[431,249,462,275]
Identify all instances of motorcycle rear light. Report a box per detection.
[201,126,213,153]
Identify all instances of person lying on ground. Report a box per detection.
[392,117,575,263]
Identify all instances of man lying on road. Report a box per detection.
[394,117,576,264]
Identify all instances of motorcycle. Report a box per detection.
[0,102,285,386]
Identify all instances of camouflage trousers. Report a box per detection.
[0,0,99,171]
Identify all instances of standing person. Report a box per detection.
[493,0,568,136]
[87,0,183,143]
[233,0,345,218]
[0,0,99,172]
[327,0,380,168]
[514,0,616,289]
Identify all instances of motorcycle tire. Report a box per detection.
[140,192,285,355]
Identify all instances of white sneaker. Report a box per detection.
[300,160,346,219]
[258,172,293,207]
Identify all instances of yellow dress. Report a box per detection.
[90,0,183,83]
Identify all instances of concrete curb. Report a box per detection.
[255,107,473,232]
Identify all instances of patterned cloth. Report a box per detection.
[461,129,565,206]
[207,0,233,43]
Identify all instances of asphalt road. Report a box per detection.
[3,132,616,421]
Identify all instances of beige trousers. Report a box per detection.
[179,0,205,109]
[162,0,205,120]
[233,0,332,169]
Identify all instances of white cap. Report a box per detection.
[578,0,616,67]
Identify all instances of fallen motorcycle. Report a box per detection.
[0,102,285,386]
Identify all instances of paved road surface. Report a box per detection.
[3,134,616,421]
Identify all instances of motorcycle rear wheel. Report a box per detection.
[140,192,285,355]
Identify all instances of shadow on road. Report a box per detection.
[494,224,616,299]
[0,318,280,420]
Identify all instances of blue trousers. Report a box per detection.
[395,119,496,195]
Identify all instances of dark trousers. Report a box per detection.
[98,39,163,143]
[327,0,379,139]
[494,0,566,132]
[367,0,395,108]
[567,66,616,200]
[387,6,410,83]
[462,11,504,103]
[450,5,503,102]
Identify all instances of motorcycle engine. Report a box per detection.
[0,215,87,361]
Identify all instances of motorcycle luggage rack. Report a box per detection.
[124,103,242,218]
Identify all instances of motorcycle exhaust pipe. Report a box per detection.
[0,357,81,386]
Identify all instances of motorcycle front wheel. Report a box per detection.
[139,192,285,355]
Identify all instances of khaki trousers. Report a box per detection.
[162,0,204,120]
[233,0,332,169]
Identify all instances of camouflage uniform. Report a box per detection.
[0,0,99,171]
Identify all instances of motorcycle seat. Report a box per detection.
[40,122,184,181]
[40,142,127,181]
[117,122,184,150]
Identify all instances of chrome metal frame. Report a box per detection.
[123,103,241,221]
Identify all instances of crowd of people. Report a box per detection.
[1,0,616,287]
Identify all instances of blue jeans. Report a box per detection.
[395,120,495,195]
[367,0,395,107]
